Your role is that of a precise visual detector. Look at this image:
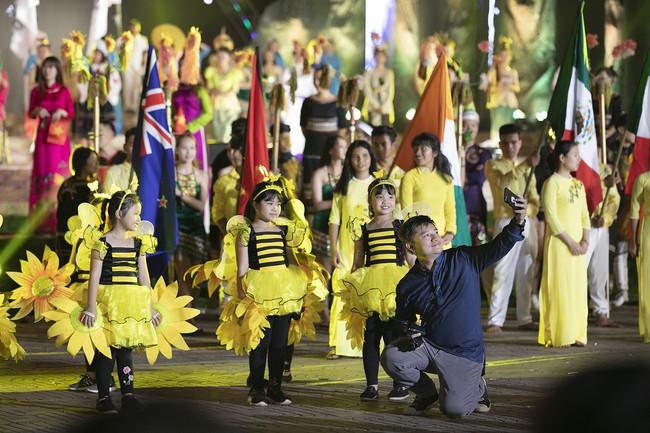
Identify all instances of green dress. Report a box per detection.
[312,173,336,256]
[176,170,209,262]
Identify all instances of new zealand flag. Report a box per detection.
[131,45,178,280]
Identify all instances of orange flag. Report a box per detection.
[392,51,470,246]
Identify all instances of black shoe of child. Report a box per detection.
[282,369,292,384]
[121,395,144,413]
[360,386,379,401]
[96,397,118,415]
[68,374,95,392]
[267,386,292,405]
[248,388,269,407]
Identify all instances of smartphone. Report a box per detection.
[504,187,518,209]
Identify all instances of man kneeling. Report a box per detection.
[381,195,527,418]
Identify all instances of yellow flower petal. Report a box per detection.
[67,329,85,356]
[145,346,159,365]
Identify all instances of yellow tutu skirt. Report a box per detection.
[341,264,408,321]
[98,284,158,349]
[244,265,308,316]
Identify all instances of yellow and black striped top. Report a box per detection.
[363,221,405,267]
[248,227,288,270]
[99,238,142,285]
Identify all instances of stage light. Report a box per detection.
[536,111,548,122]
[512,109,526,120]
[405,108,416,120]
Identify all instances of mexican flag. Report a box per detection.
[624,50,650,195]
[547,0,602,213]
[392,50,471,247]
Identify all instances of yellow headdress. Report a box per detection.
[253,165,299,201]
[253,166,285,200]
[213,27,234,52]
[369,169,396,195]
[180,27,201,85]
[498,36,513,58]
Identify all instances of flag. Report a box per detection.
[547,0,602,213]
[624,50,650,195]
[392,50,471,247]
[86,0,122,56]
[9,0,39,62]
[131,45,177,280]
[237,48,270,215]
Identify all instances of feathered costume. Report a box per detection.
[188,180,328,355]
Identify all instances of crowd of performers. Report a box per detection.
[1,22,649,418]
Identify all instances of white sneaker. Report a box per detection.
[531,294,540,312]
[612,291,628,308]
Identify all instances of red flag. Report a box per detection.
[47,118,71,145]
[624,50,650,195]
[238,49,270,214]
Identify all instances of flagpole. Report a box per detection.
[456,98,465,186]
[271,83,283,173]
[597,79,608,165]
[524,120,550,196]
[598,129,628,219]
[93,77,100,153]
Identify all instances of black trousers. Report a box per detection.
[95,347,134,399]
[363,313,396,386]
[249,314,291,389]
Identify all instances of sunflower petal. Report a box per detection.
[162,326,188,350]
[68,329,85,356]
[170,321,197,334]
[145,346,159,365]
[82,334,95,364]
[157,335,172,359]
[47,319,74,340]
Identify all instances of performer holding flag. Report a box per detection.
[540,0,597,348]
[131,45,178,281]
[394,50,471,248]
[626,50,650,343]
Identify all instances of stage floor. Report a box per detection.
[1,304,647,432]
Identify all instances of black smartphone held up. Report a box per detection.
[504,187,518,209]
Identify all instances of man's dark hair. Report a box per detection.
[399,214,437,245]
[372,125,397,143]
[499,123,520,137]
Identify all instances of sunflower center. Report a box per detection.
[32,275,55,297]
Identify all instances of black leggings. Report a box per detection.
[284,344,294,370]
[95,347,134,399]
[249,314,291,389]
[363,314,396,386]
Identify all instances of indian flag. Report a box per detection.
[392,50,471,247]
[547,0,602,213]
[624,50,650,195]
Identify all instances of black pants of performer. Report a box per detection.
[284,344,294,370]
[364,313,396,386]
[95,347,134,399]
[85,355,96,373]
[249,314,291,389]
